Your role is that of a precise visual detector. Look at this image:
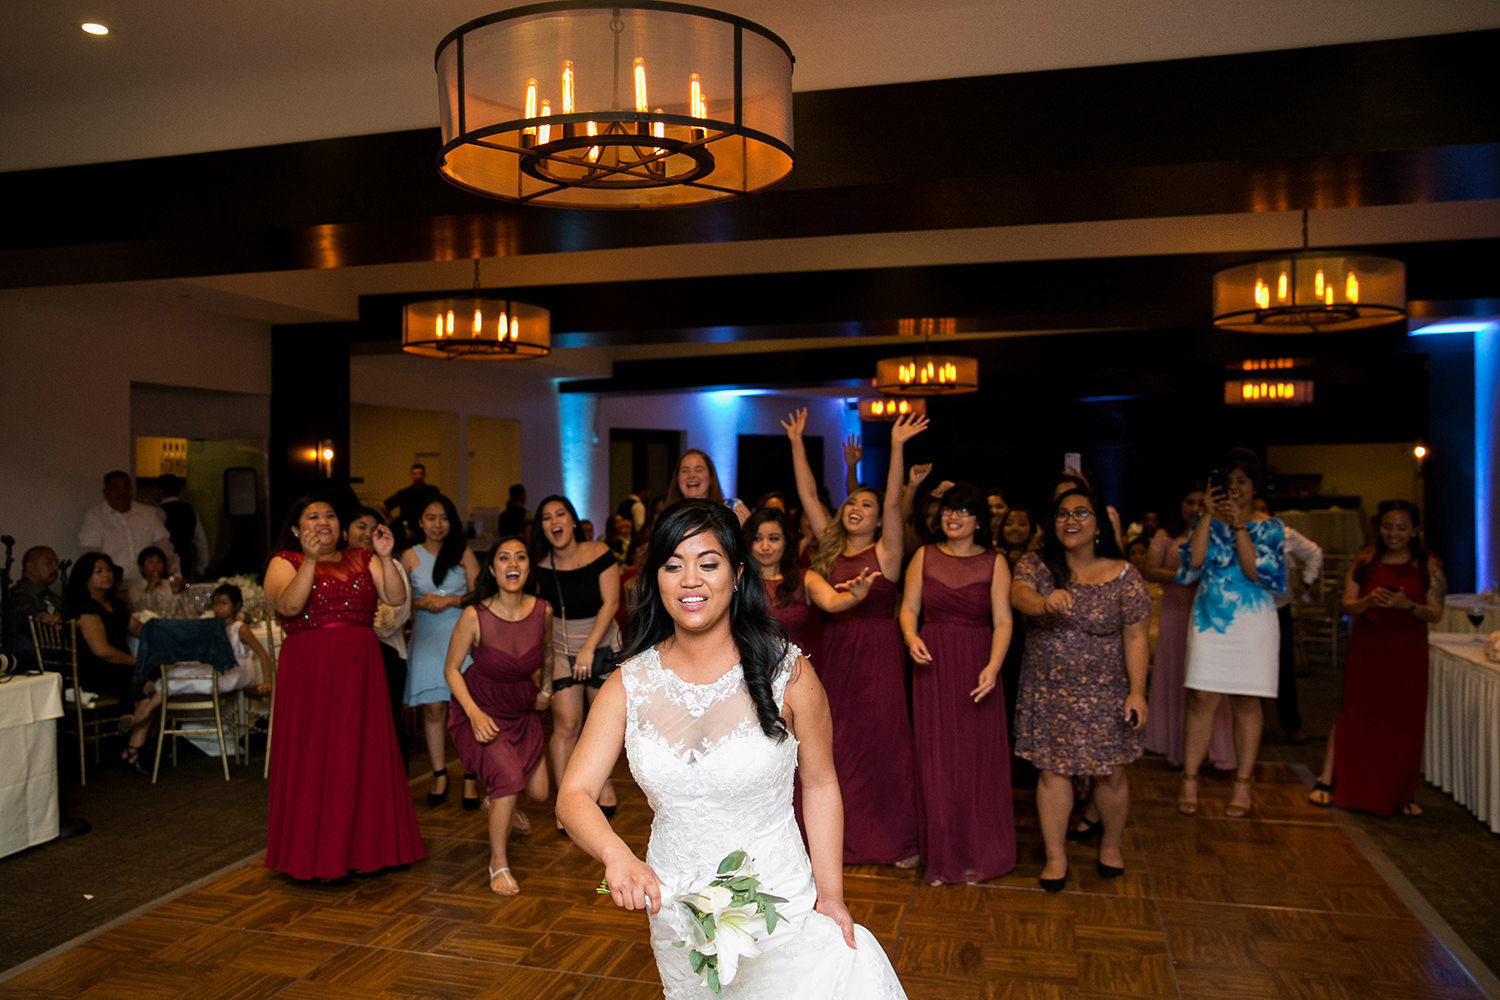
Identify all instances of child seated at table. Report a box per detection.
[162,584,273,695]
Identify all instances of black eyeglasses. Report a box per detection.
[1054,509,1095,522]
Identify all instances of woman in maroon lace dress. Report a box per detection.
[1309,501,1444,816]
[899,483,1015,884]
[784,406,927,866]
[1011,488,1149,892]
[445,538,553,894]
[262,495,424,880]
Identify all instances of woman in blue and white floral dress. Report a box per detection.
[1176,453,1284,818]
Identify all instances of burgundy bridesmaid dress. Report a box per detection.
[266,547,426,879]
[821,547,920,865]
[911,546,1016,883]
[448,600,547,799]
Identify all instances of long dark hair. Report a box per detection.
[1163,481,1206,538]
[744,507,802,607]
[665,449,726,504]
[1041,487,1125,589]
[624,500,788,741]
[65,552,118,615]
[528,494,587,569]
[273,493,342,554]
[1353,499,1434,593]
[468,536,529,607]
[417,492,467,589]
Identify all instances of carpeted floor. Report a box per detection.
[3,654,1497,985]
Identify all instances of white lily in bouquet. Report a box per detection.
[600,849,786,995]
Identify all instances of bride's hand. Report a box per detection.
[814,897,857,949]
[604,854,663,914]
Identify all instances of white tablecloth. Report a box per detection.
[1423,634,1500,833]
[1436,594,1500,635]
[0,672,63,857]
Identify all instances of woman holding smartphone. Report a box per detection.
[1177,451,1285,818]
[1308,501,1444,816]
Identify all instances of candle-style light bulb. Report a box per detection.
[445,310,455,336]
[561,61,575,114]
[1345,272,1359,303]
[1277,272,1288,301]
[633,57,649,113]
[1314,270,1325,298]
[497,312,508,341]
[523,79,539,144]
[510,317,520,341]
[434,316,443,339]
[1254,278,1270,310]
[539,100,552,143]
[472,307,482,336]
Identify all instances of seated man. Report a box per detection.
[6,545,64,662]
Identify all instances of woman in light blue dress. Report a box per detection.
[1176,452,1285,819]
[401,493,479,804]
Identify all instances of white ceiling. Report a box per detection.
[4,0,1498,376]
[5,0,1499,172]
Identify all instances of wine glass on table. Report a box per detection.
[1468,606,1488,643]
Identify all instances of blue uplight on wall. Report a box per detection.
[557,389,597,518]
[701,390,745,499]
[1476,325,1498,591]
[1409,320,1499,337]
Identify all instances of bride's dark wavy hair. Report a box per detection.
[623,499,789,741]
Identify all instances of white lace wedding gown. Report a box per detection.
[621,644,907,999]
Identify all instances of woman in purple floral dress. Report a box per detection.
[1011,488,1150,892]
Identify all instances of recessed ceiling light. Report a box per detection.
[81,22,109,36]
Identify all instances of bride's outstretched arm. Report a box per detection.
[556,674,663,914]
[784,656,857,949]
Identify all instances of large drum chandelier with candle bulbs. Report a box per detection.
[434,2,795,208]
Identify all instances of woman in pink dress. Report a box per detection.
[1141,488,1236,771]
[262,495,425,880]
[784,406,927,866]
[899,483,1016,884]
[445,538,553,894]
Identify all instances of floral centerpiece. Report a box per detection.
[599,849,786,995]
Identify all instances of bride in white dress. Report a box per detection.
[558,499,907,999]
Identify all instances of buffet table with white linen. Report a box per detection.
[0,672,63,857]
[1424,633,1500,833]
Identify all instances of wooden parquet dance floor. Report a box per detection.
[1,758,1484,999]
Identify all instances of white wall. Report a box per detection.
[0,287,272,564]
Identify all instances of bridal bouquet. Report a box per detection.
[599,849,786,995]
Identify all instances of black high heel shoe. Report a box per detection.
[1038,864,1069,894]
[427,770,449,805]
[1065,817,1102,842]
[1095,860,1125,879]
[461,772,481,811]
[120,745,150,777]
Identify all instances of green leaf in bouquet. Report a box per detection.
[717,850,747,874]
[706,963,721,995]
[757,892,788,904]
[764,904,778,934]
[725,876,757,891]
[689,950,706,973]
[699,912,716,938]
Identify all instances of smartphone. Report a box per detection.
[1204,467,1228,493]
[1063,452,1082,476]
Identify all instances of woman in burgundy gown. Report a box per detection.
[899,483,1016,884]
[784,406,928,866]
[1310,501,1445,815]
[446,538,553,894]
[262,495,424,880]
